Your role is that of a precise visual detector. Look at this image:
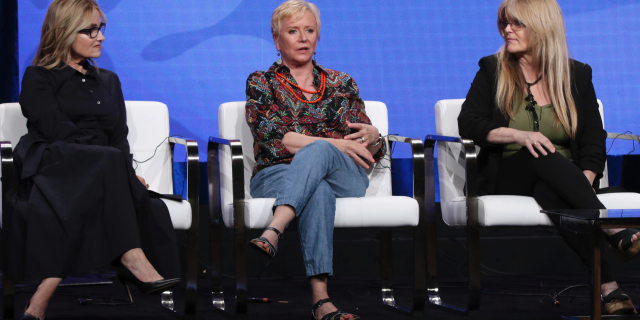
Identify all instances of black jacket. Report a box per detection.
[457,55,607,196]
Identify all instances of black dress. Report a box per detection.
[4,63,180,281]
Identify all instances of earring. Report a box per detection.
[277,50,282,64]
[313,52,316,61]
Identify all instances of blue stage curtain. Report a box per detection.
[0,0,19,103]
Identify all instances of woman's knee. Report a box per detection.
[301,181,335,218]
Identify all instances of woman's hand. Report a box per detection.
[137,175,149,189]
[512,130,555,158]
[334,139,374,169]
[488,128,555,158]
[343,121,380,145]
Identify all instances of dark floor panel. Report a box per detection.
[7,274,639,319]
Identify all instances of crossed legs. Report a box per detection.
[495,148,640,297]
[251,141,369,319]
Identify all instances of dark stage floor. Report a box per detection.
[6,273,640,319]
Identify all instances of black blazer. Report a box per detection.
[457,55,607,196]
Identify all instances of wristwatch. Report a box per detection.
[371,133,383,147]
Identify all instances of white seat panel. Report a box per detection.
[227,196,419,229]
[598,193,640,209]
[443,193,640,227]
[443,195,554,227]
[160,199,192,230]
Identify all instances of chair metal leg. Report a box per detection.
[161,290,175,311]
[387,136,427,318]
[207,140,227,311]
[1,141,16,319]
[423,140,442,307]
[380,229,396,307]
[170,138,200,318]
[209,223,225,311]
[463,139,481,312]
[420,138,472,315]
[208,138,247,318]
[590,221,602,320]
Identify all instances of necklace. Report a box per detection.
[275,68,326,104]
[524,75,543,132]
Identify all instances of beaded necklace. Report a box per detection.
[524,75,543,132]
[275,67,326,104]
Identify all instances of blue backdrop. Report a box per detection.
[18,0,640,159]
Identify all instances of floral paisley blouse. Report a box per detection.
[245,61,386,176]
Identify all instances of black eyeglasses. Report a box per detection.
[78,22,106,38]
[498,20,525,31]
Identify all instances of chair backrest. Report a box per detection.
[434,99,608,210]
[0,101,174,219]
[217,101,393,222]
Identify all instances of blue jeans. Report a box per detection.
[250,140,369,277]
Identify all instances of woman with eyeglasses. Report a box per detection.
[458,0,638,315]
[245,0,386,318]
[6,0,180,318]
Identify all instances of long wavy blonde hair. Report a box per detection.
[495,0,577,138]
[33,0,106,70]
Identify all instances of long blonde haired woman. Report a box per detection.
[7,0,180,318]
[458,0,638,315]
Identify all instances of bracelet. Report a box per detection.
[371,133,383,147]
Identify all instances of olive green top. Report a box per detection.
[502,92,572,159]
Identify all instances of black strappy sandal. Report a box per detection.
[603,288,637,315]
[605,228,640,261]
[249,227,282,259]
[310,298,360,320]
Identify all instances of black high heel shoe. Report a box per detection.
[117,265,180,302]
[21,300,41,320]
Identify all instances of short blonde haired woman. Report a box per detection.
[8,0,181,318]
[459,0,638,315]
[245,0,385,319]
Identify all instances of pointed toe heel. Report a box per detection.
[117,265,180,299]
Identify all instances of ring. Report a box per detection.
[359,137,365,143]
[533,141,538,146]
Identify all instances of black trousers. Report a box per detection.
[494,147,613,283]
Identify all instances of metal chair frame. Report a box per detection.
[422,132,640,316]
[207,134,430,319]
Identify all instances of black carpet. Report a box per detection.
[7,273,640,319]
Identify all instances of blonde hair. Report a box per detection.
[271,0,321,41]
[495,0,577,138]
[34,0,106,70]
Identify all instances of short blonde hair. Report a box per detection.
[271,0,321,41]
[34,0,106,69]
[495,0,577,138]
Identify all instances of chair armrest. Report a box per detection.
[423,134,479,222]
[207,136,244,226]
[1,141,14,200]
[1,141,15,287]
[168,137,199,232]
[424,134,464,144]
[607,132,640,142]
[387,135,425,223]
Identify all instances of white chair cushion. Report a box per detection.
[443,193,640,227]
[217,101,402,229]
[598,192,640,209]
[443,195,553,227]
[226,196,419,229]
[161,198,192,230]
